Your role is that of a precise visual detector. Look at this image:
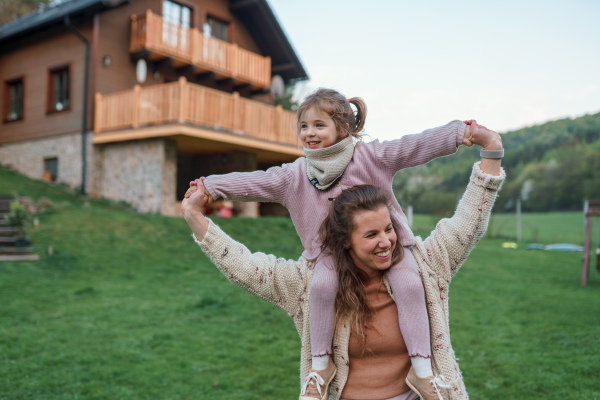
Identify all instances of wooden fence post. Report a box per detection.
[94,93,102,133]
[275,104,283,141]
[264,56,271,88]
[133,85,140,128]
[230,43,238,78]
[178,76,186,124]
[232,91,240,133]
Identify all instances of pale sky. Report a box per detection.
[268,0,600,141]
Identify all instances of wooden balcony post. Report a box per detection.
[230,43,238,78]
[94,93,102,133]
[145,9,153,49]
[130,14,137,52]
[178,76,187,124]
[133,84,141,128]
[232,91,241,133]
[275,104,283,141]
[265,56,272,88]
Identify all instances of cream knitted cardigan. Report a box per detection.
[194,162,505,400]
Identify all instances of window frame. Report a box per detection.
[162,0,194,29]
[47,64,71,114]
[3,76,25,123]
[204,13,233,43]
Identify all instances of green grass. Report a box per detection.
[1,166,599,399]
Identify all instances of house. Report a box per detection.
[0,0,307,216]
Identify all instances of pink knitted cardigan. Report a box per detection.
[204,120,466,260]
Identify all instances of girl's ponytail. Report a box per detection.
[348,97,367,135]
[296,88,368,139]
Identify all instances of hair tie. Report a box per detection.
[346,98,350,103]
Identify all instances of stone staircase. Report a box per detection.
[0,195,39,262]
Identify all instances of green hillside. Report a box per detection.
[394,112,600,213]
[1,166,599,399]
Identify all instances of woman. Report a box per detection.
[182,127,504,400]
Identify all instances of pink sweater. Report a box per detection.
[204,120,466,260]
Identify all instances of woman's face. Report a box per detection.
[348,205,396,275]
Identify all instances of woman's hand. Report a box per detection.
[463,120,503,176]
[462,120,503,151]
[182,179,210,241]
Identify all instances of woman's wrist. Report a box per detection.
[482,138,503,151]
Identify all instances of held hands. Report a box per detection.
[462,120,503,151]
[181,178,211,241]
[183,177,214,207]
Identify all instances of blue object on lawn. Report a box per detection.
[526,243,545,250]
[544,243,584,252]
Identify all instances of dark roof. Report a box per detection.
[230,0,308,82]
[0,0,309,83]
[0,0,129,42]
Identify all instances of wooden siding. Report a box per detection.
[95,77,299,149]
[0,27,91,144]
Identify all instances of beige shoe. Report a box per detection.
[299,358,337,400]
[405,366,450,400]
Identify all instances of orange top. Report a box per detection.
[340,275,411,400]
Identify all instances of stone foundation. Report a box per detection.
[96,138,177,215]
[0,131,93,191]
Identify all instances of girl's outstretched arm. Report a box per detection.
[191,159,301,206]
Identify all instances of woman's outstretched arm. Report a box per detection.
[421,122,505,280]
[182,189,307,317]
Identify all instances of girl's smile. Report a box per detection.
[299,107,342,149]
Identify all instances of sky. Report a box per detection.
[267,0,600,142]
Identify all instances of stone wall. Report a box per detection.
[97,138,177,215]
[0,134,177,215]
[0,131,94,192]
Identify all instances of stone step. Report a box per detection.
[0,227,18,237]
[0,237,17,246]
[0,247,35,254]
[0,254,40,262]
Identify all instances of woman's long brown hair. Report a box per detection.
[318,185,403,348]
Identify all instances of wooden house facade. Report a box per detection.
[0,0,307,215]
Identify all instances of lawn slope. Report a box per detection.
[1,166,599,399]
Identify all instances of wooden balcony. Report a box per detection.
[94,78,302,161]
[130,10,271,89]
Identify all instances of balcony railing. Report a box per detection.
[130,10,271,89]
[94,78,299,148]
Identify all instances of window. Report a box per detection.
[48,66,70,113]
[163,0,191,28]
[43,157,58,182]
[3,77,24,122]
[162,0,192,49]
[205,16,229,42]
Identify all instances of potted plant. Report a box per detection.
[5,200,31,247]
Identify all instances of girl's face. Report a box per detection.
[299,107,343,149]
[347,205,396,275]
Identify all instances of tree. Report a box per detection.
[0,0,55,26]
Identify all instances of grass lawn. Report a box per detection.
[1,166,599,399]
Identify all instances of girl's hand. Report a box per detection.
[182,184,210,241]
[185,177,214,204]
[462,120,503,150]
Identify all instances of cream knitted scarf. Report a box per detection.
[304,136,355,191]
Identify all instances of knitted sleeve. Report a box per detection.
[421,162,505,281]
[203,159,300,206]
[368,120,465,172]
[193,220,307,317]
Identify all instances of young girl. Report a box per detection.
[187,88,476,400]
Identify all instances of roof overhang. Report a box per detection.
[0,0,130,45]
[230,0,308,83]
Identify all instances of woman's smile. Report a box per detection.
[348,205,397,275]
